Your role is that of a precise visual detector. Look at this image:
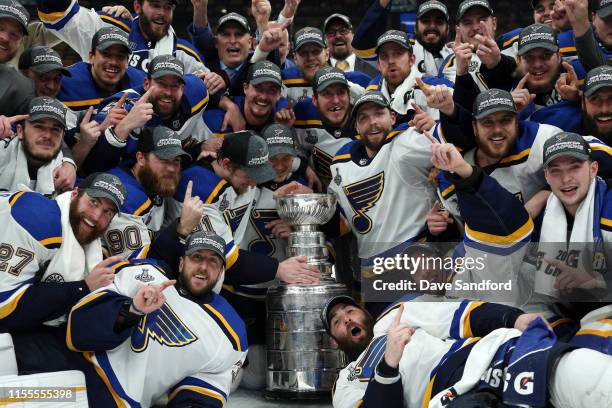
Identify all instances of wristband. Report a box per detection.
[130,300,146,315]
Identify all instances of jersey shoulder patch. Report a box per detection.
[182,74,209,115]
[10,192,62,249]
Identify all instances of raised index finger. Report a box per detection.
[9,114,29,124]
[159,279,177,291]
[83,106,94,123]
[185,180,193,201]
[116,92,129,109]
[562,61,577,80]
[138,87,155,104]
[516,73,530,90]
[391,303,404,327]
[98,255,125,268]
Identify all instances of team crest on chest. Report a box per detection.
[131,303,198,352]
[135,268,154,283]
[343,172,385,234]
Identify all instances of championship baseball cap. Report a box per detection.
[321,295,358,333]
[456,0,494,21]
[18,46,71,77]
[583,66,612,96]
[91,26,131,53]
[543,132,592,167]
[473,89,517,119]
[417,0,449,21]
[79,172,127,212]
[518,24,558,56]
[220,130,276,184]
[351,91,390,117]
[217,12,250,33]
[313,66,349,93]
[184,231,226,261]
[294,27,327,51]
[262,123,297,157]
[597,0,612,19]
[27,97,68,128]
[247,61,282,87]
[137,126,191,161]
[375,30,413,54]
[323,13,353,32]
[148,55,185,83]
[0,0,29,36]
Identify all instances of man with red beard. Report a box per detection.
[104,126,190,260]
[36,0,209,75]
[0,0,35,117]
[0,172,126,372]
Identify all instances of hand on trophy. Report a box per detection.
[277,256,320,284]
[273,181,314,198]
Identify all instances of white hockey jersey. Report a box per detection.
[67,261,247,407]
[328,128,436,271]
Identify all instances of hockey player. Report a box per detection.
[364,30,453,124]
[0,97,76,196]
[83,55,220,174]
[352,0,453,78]
[66,231,248,407]
[293,67,359,186]
[56,26,145,114]
[282,27,367,106]
[18,46,71,98]
[326,295,612,408]
[36,0,209,75]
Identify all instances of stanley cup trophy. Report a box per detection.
[265,194,349,399]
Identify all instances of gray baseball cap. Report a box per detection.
[473,89,517,119]
[351,91,390,118]
[19,46,71,77]
[185,231,226,261]
[220,130,277,184]
[457,0,493,21]
[137,126,191,161]
[294,27,327,51]
[323,13,353,32]
[27,97,67,128]
[262,123,297,157]
[91,26,131,54]
[148,55,185,83]
[321,295,358,333]
[518,24,558,56]
[313,66,349,93]
[80,172,127,212]
[543,132,592,167]
[597,0,612,19]
[584,66,612,97]
[375,30,413,54]
[0,0,29,36]
[217,12,250,33]
[247,61,282,87]
[417,0,449,21]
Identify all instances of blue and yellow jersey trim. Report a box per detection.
[63,97,104,109]
[353,46,377,59]
[202,304,244,351]
[38,1,80,30]
[10,192,63,249]
[168,376,228,405]
[176,40,204,63]
[294,119,324,128]
[450,300,484,339]
[66,290,112,352]
[0,279,34,319]
[83,351,140,408]
[353,335,387,382]
[465,217,533,247]
[201,293,247,352]
[99,14,131,32]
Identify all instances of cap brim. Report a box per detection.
[544,151,590,167]
[153,147,191,161]
[96,41,131,54]
[151,69,185,83]
[518,42,558,56]
[249,76,282,87]
[244,163,277,184]
[185,245,225,260]
[217,20,249,33]
[584,82,612,97]
[27,113,66,128]
[375,39,412,55]
[85,190,122,211]
[597,7,612,19]
[417,7,449,20]
[474,106,517,119]
[268,145,297,157]
[324,16,352,31]
[316,78,349,92]
[295,40,326,51]
[352,100,389,117]
[322,295,357,332]
[31,64,72,77]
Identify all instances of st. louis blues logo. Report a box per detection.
[131,303,197,352]
[343,172,384,234]
[312,147,333,181]
[223,203,250,234]
[248,209,280,256]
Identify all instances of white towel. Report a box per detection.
[535,178,598,297]
[0,137,61,196]
[428,328,522,408]
[380,69,419,116]
[151,25,176,61]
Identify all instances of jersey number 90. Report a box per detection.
[106,227,143,255]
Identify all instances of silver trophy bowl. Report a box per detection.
[275,194,337,229]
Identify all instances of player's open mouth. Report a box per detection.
[227,47,241,56]
[595,115,612,125]
[152,19,167,29]
[530,71,546,80]
[542,18,552,24]
[349,324,362,338]
[0,44,7,52]
[329,106,343,112]
[489,136,505,146]
[104,67,119,74]
[194,274,207,281]
[560,186,577,196]
[306,63,319,70]
[334,41,346,47]
[255,100,270,107]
